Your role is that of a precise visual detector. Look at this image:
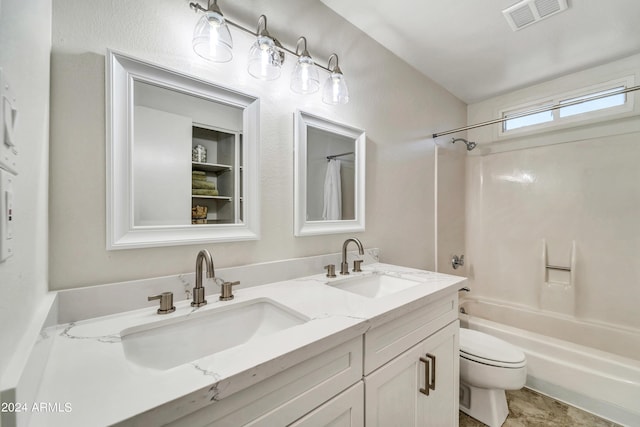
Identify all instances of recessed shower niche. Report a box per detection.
[107,51,260,249]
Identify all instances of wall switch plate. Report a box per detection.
[0,168,14,261]
[0,67,18,174]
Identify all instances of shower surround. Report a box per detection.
[461,126,640,423]
[465,133,640,339]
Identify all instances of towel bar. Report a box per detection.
[546,265,571,272]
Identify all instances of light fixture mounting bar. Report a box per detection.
[225,19,332,72]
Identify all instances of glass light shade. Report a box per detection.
[247,36,282,81]
[290,55,320,94]
[322,71,349,104]
[192,11,233,62]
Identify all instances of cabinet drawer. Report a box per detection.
[165,336,363,427]
[364,294,457,374]
[288,382,364,427]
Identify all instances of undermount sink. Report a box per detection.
[328,273,421,298]
[121,298,308,370]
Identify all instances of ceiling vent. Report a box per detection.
[503,0,568,31]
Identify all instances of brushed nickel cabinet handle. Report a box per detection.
[427,353,436,391]
[419,356,430,396]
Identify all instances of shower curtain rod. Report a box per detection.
[432,84,640,138]
[327,151,354,160]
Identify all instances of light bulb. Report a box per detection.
[290,55,320,94]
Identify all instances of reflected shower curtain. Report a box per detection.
[322,159,342,220]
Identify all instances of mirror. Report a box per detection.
[294,110,365,236]
[107,50,260,249]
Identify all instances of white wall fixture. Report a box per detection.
[106,50,260,249]
[189,1,349,103]
[0,168,14,261]
[294,110,365,236]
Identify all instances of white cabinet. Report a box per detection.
[364,321,459,427]
[125,289,460,427]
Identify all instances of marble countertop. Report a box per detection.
[30,263,465,427]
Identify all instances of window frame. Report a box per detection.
[497,76,635,138]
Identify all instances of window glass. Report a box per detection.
[503,107,553,131]
[559,87,625,118]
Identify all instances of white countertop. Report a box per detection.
[30,263,465,427]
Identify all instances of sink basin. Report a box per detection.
[121,298,308,370]
[328,273,421,298]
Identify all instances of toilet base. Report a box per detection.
[459,380,509,427]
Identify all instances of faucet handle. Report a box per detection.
[220,281,239,301]
[325,264,337,278]
[148,292,176,314]
[452,254,465,270]
[352,260,363,272]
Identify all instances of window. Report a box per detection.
[500,77,633,134]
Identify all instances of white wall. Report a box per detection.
[436,143,467,276]
[0,0,51,380]
[465,54,640,336]
[49,0,467,290]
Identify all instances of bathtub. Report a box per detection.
[459,297,640,426]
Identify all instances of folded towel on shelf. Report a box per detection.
[192,189,219,197]
[192,170,207,181]
[192,179,216,190]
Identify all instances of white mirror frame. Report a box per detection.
[294,110,366,236]
[106,50,260,249]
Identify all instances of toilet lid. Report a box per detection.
[459,328,526,367]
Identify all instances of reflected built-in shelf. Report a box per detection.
[192,161,232,174]
[191,195,232,201]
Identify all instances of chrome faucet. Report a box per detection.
[192,249,215,307]
[340,238,364,275]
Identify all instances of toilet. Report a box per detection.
[459,328,527,427]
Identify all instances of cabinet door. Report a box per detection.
[364,321,459,427]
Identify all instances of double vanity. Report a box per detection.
[28,250,465,427]
[6,51,473,427]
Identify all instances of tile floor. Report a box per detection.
[459,388,621,427]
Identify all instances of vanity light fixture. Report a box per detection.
[188,1,349,103]
[322,54,349,105]
[190,0,233,62]
[247,15,285,81]
[290,37,320,94]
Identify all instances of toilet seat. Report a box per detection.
[460,328,526,368]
